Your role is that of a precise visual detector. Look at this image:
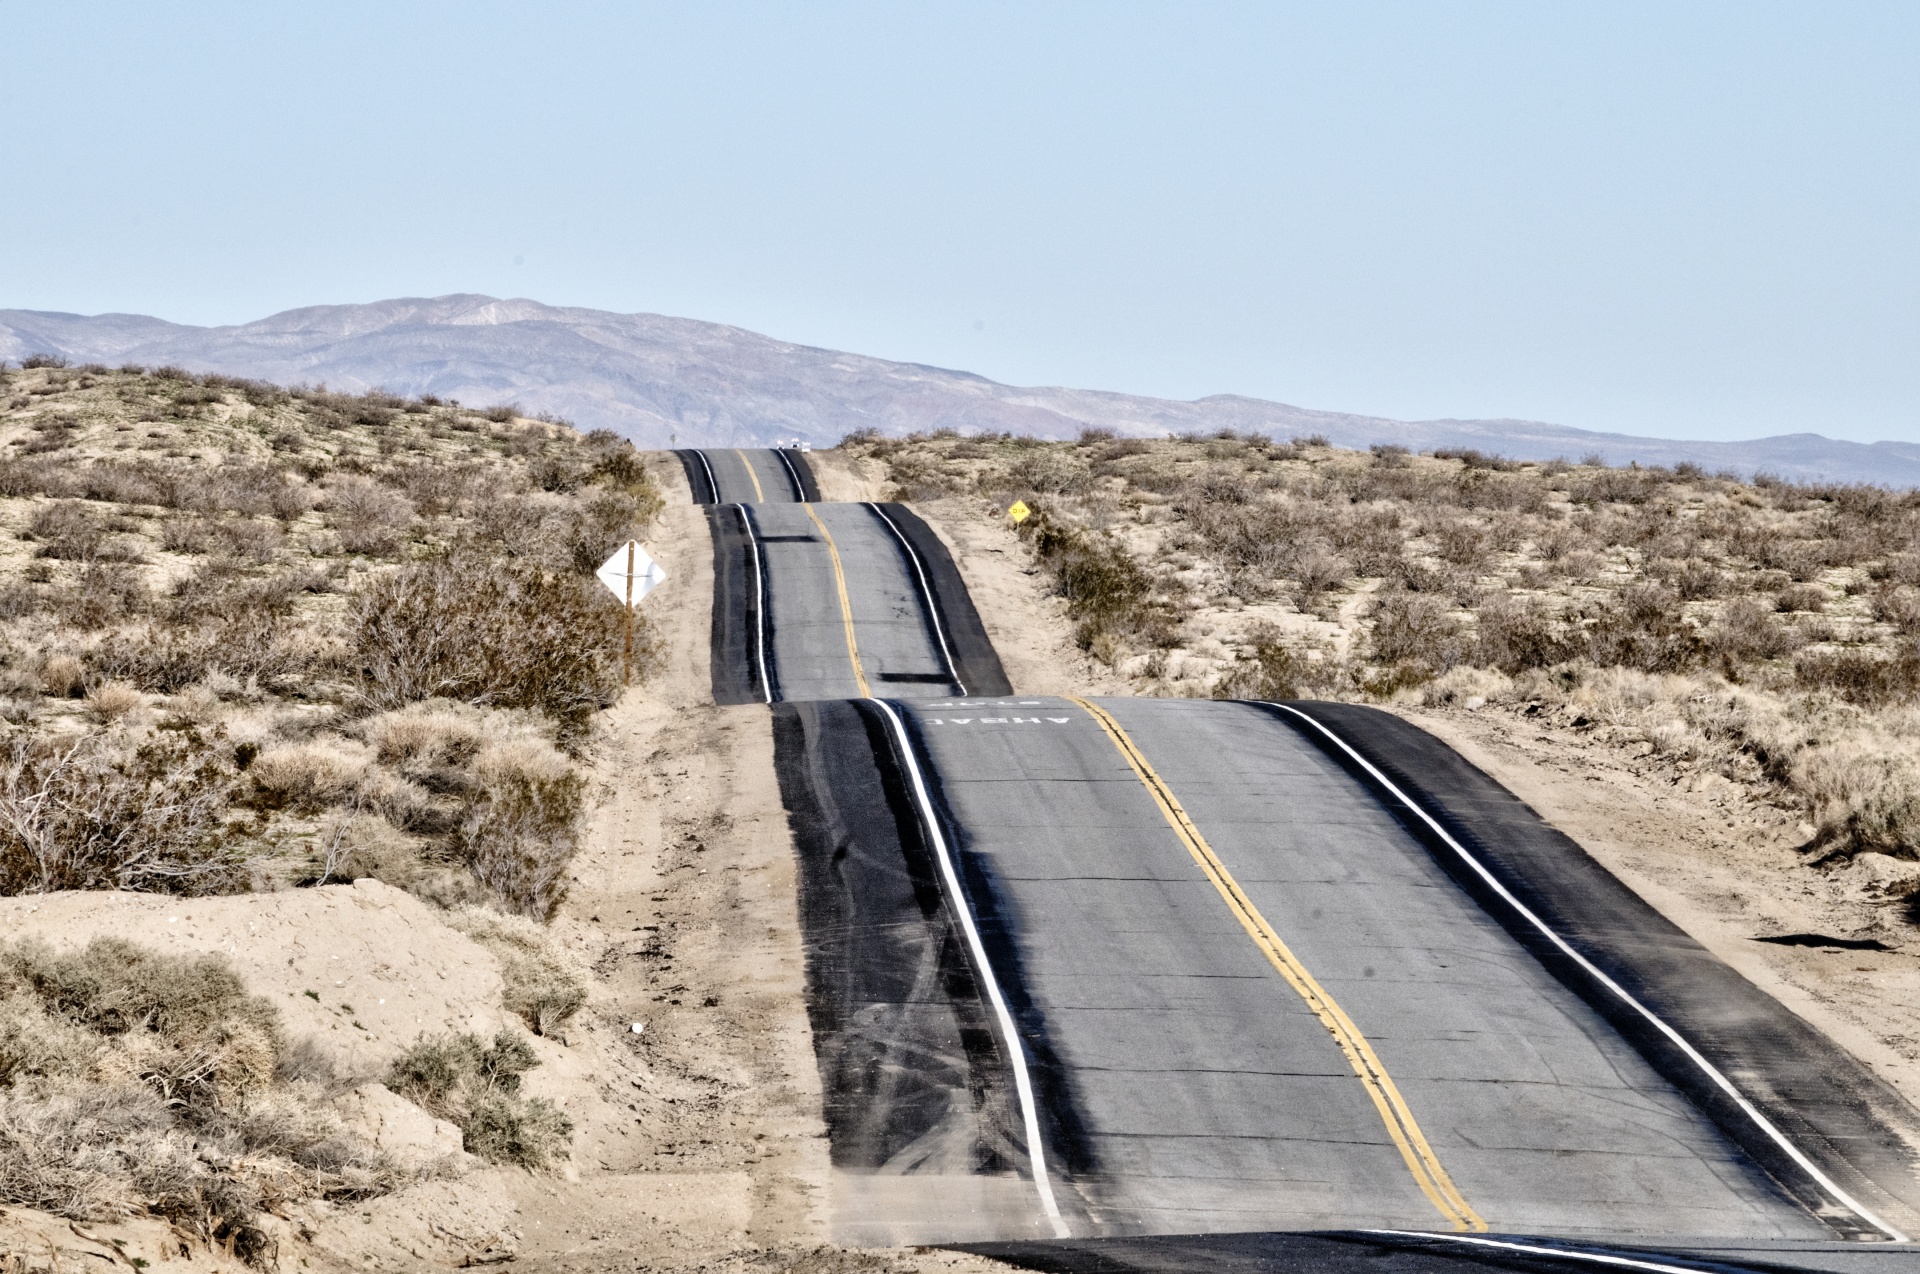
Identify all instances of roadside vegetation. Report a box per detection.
[0,357,660,1253]
[844,427,1920,873]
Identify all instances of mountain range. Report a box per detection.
[3,294,1916,486]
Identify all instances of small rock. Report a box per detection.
[334,1082,464,1166]
[630,1022,646,1034]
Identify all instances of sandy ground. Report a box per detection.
[309,456,1014,1273]
[1398,704,1920,1110]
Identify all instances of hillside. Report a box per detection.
[5,296,1918,485]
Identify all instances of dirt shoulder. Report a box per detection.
[1397,702,1920,1109]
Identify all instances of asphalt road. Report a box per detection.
[707,500,1010,703]
[696,462,1920,1264]
[675,446,816,503]
[889,695,1843,1242]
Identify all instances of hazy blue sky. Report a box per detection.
[4,2,1916,443]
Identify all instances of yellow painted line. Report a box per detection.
[802,503,873,698]
[733,448,767,502]
[1068,696,1487,1234]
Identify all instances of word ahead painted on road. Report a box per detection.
[597,541,667,687]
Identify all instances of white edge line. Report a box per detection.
[693,449,719,504]
[869,698,1068,1237]
[866,502,967,696]
[1363,1230,1720,1274]
[736,504,772,704]
[1267,702,1909,1244]
[774,447,808,501]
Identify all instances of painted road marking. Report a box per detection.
[1272,703,1910,1244]
[732,448,767,502]
[802,503,873,698]
[1363,1231,1726,1274]
[691,449,719,503]
[865,502,965,695]
[1069,696,1487,1235]
[869,698,1070,1237]
[774,447,808,500]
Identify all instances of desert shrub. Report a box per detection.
[1585,584,1704,672]
[1874,587,1920,636]
[246,739,373,814]
[1797,647,1920,706]
[322,474,415,556]
[25,500,105,561]
[1367,589,1464,677]
[1475,594,1575,674]
[1212,624,1340,701]
[349,555,633,742]
[385,1030,570,1168]
[0,938,401,1257]
[1705,597,1807,663]
[443,906,589,1035]
[1003,448,1093,496]
[93,614,315,694]
[1775,583,1829,613]
[0,729,246,895]
[455,763,586,921]
[1020,509,1173,658]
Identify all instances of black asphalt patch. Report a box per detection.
[771,700,1093,1186]
[778,448,822,501]
[953,1231,1860,1274]
[673,448,719,504]
[1265,701,1920,1241]
[705,504,771,704]
[867,502,1013,698]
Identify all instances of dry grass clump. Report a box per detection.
[843,429,1920,867]
[0,364,661,913]
[384,1030,570,1168]
[0,936,410,1262]
[442,905,590,1036]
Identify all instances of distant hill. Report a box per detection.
[4,294,1917,486]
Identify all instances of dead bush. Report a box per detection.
[323,475,414,557]
[0,729,246,895]
[350,555,636,742]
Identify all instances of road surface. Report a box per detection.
[672,451,1920,1267]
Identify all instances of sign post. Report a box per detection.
[596,541,668,687]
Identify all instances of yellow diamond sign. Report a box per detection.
[1008,500,1032,524]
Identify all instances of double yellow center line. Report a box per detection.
[802,503,873,698]
[1068,697,1486,1234]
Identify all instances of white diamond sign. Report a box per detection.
[597,541,666,606]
